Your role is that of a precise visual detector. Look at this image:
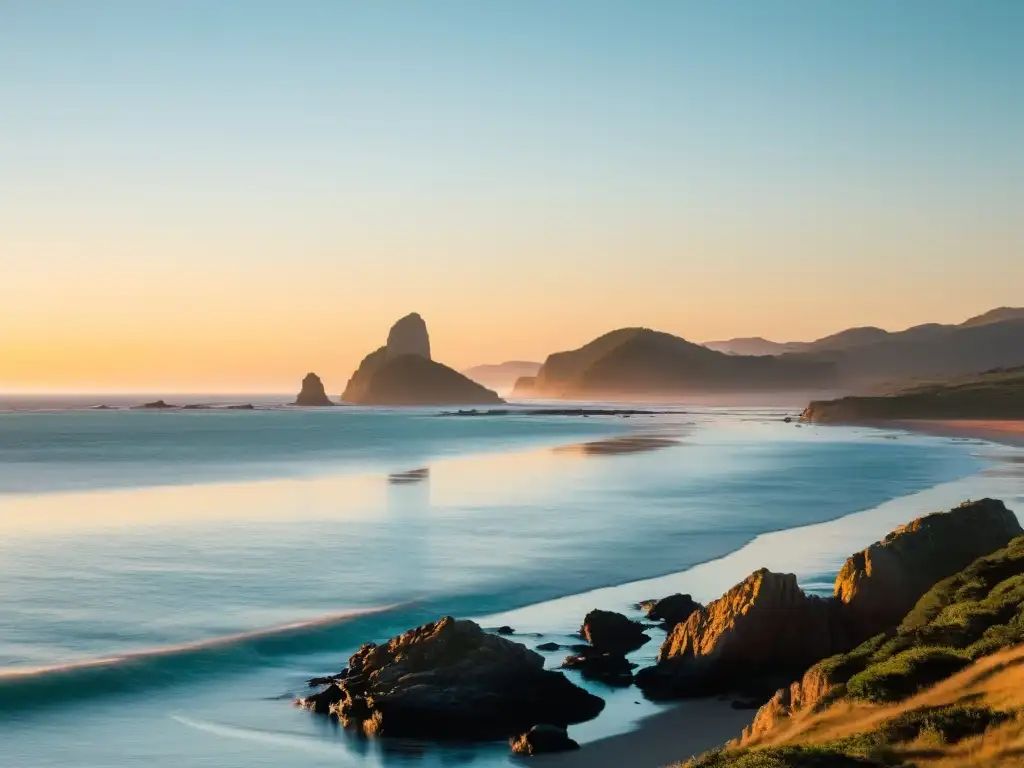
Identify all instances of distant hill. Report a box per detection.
[791,317,1024,388]
[802,366,1024,423]
[518,309,1024,401]
[706,307,1024,359]
[461,361,541,393]
[702,337,804,356]
[513,328,836,399]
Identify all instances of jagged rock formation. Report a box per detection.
[341,314,503,406]
[636,499,1022,700]
[386,312,431,360]
[834,498,1023,637]
[742,529,1024,747]
[299,617,603,740]
[293,372,334,406]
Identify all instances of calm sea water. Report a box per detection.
[1,401,1020,767]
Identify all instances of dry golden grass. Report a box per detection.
[741,643,1024,766]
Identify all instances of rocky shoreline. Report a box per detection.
[296,498,1022,759]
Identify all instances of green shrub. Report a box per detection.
[877,704,1012,744]
[684,746,889,768]
[845,646,970,702]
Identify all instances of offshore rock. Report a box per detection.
[293,372,334,406]
[298,617,604,740]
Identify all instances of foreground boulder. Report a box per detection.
[299,616,604,740]
[510,724,580,755]
[293,373,334,406]
[580,609,649,654]
[639,593,702,628]
[636,499,1022,700]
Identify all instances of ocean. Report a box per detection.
[1,399,1021,767]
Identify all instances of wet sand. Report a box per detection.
[545,699,753,768]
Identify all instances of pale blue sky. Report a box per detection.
[2,1,1022,390]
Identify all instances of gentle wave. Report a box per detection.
[0,604,407,713]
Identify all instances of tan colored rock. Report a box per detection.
[636,499,1021,702]
[834,498,1022,637]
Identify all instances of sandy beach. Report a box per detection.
[893,419,1024,448]
[544,700,753,768]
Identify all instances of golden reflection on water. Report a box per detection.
[0,433,673,536]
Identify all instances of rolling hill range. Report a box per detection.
[512,328,837,399]
[514,308,1024,400]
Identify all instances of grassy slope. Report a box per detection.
[684,537,1024,767]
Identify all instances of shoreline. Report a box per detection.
[539,419,1024,768]
[888,419,1024,448]
[546,700,752,768]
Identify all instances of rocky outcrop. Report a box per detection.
[639,593,702,628]
[580,610,649,655]
[298,616,603,740]
[341,315,503,406]
[386,312,431,360]
[835,498,1023,637]
[636,571,838,699]
[741,660,841,743]
[293,373,334,406]
[636,499,1022,701]
[510,724,579,755]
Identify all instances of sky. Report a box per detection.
[2,0,1022,392]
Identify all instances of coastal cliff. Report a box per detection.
[802,365,1024,423]
[637,499,1022,700]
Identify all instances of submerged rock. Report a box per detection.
[580,610,649,655]
[639,593,701,628]
[562,648,637,687]
[293,373,334,406]
[298,616,603,740]
[510,724,579,755]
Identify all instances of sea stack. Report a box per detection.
[341,314,503,406]
[294,373,334,406]
[386,312,431,360]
